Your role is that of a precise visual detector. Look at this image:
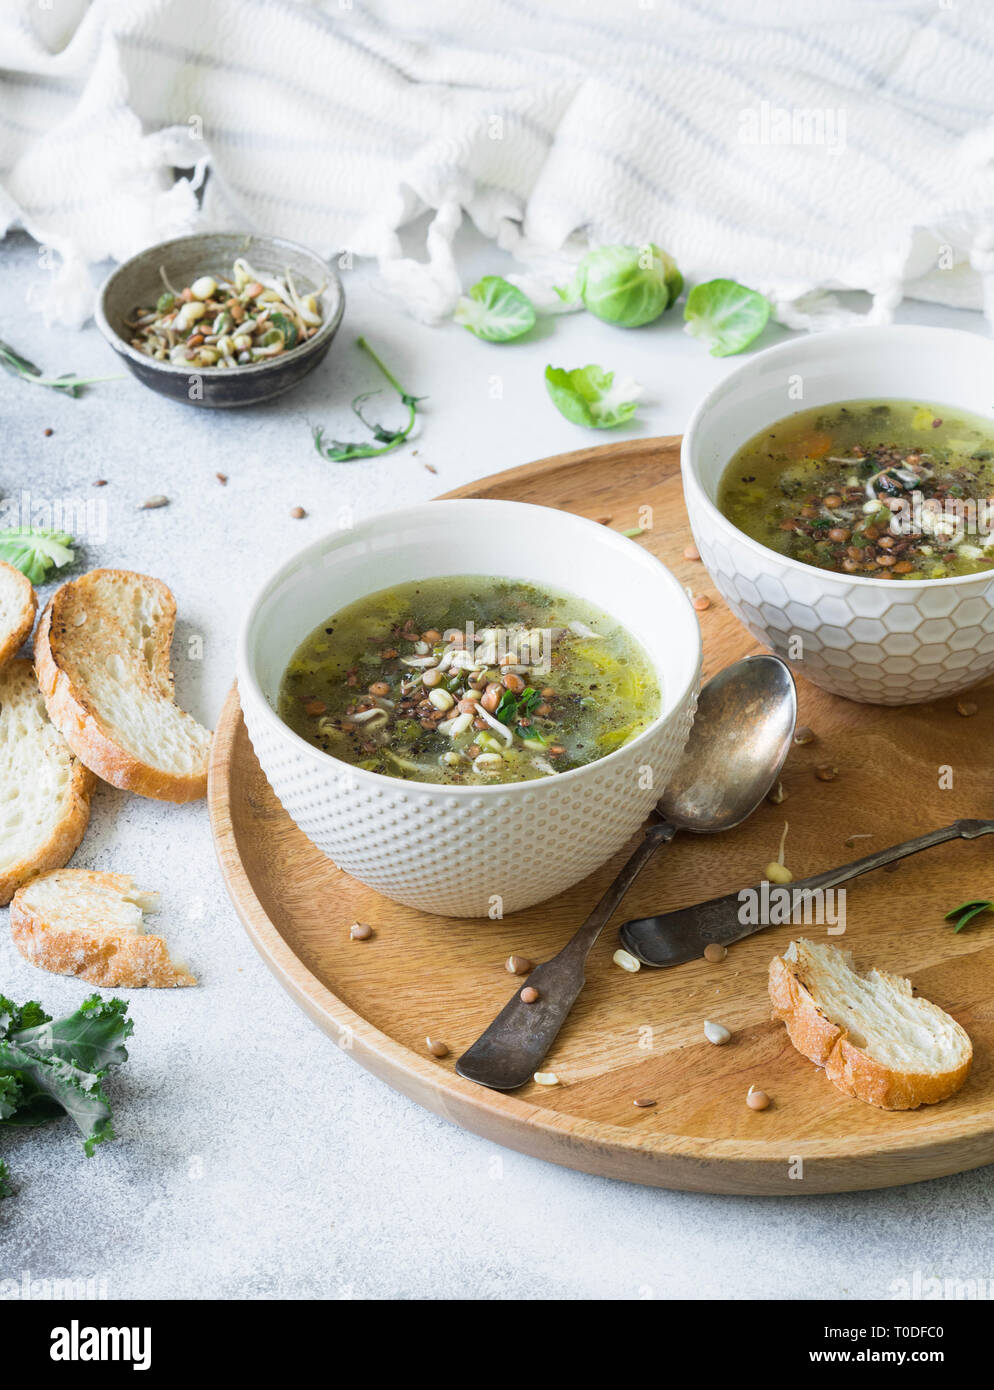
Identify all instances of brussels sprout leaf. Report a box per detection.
[544,364,642,429]
[683,278,770,357]
[454,276,537,342]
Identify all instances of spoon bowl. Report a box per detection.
[661,654,797,832]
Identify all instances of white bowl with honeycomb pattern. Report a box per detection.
[682,325,994,705]
[238,500,701,917]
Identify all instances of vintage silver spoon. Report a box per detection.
[619,817,994,969]
[455,654,797,1091]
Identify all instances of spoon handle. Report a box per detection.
[619,818,994,969]
[455,822,677,1091]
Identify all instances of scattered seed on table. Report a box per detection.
[815,763,838,782]
[703,943,727,963]
[692,595,711,612]
[533,1071,560,1086]
[704,1020,732,1046]
[683,542,701,561]
[520,986,540,1004]
[93,479,107,487]
[139,495,169,510]
[290,506,307,519]
[633,1097,657,1108]
[767,781,787,805]
[423,462,437,474]
[349,921,373,941]
[793,725,816,745]
[597,516,614,525]
[216,472,228,485]
[43,427,53,437]
[613,948,641,973]
[622,526,645,539]
[505,954,533,975]
[746,1086,771,1111]
[426,1038,449,1058]
[957,700,978,717]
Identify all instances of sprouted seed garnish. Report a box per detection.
[313,337,425,461]
[764,822,793,884]
[126,257,324,369]
[0,338,121,396]
[746,1086,771,1111]
[278,576,660,786]
[944,899,994,933]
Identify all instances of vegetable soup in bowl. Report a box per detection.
[682,326,994,705]
[239,500,701,917]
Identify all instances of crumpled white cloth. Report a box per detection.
[4,0,994,330]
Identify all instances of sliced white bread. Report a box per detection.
[769,938,972,1110]
[10,868,196,989]
[0,659,95,905]
[35,569,211,803]
[0,559,36,667]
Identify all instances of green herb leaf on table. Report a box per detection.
[544,364,643,430]
[453,276,537,342]
[0,994,133,1196]
[313,337,425,462]
[557,244,682,327]
[944,899,994,933]
[0,528,75,584]
[0,338,121,397]
[683,278,770,357]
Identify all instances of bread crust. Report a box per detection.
[0,560,37,667]
[769,950,972,1110]
[10,869,196,989]
[34,569,209,803]
[0,659,95,906]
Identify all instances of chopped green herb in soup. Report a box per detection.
[718,399,994,579]
[278,576,660,784]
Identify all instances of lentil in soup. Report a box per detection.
[278,576,660,785]
[718,399,994,579]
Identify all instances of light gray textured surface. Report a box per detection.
[1,226,992,1301]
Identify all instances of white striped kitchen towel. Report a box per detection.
[3,0,994,328]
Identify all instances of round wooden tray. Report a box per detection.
[208,437,994,1194]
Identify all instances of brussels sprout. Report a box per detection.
[562,244,682,328]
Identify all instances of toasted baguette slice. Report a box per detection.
[769,938,972,1110]
[10,868,196,988]
[0,659,94,905]
[0,559,36,667]
[35,569,211,802]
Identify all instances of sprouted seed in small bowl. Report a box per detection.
[278,576,661,785]
[125,258,324,370]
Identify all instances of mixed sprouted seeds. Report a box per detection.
[718,399,994,579]
[279,577,660,785]
[126,257,324,370]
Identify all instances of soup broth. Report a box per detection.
[718,399,994,579]
[278,575,661,785]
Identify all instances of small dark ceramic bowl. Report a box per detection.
[95,232,345,408]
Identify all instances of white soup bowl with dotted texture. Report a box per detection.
[683,325,994,705]
[238,500,701,917]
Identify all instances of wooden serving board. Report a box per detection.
[208,437,994,1194]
